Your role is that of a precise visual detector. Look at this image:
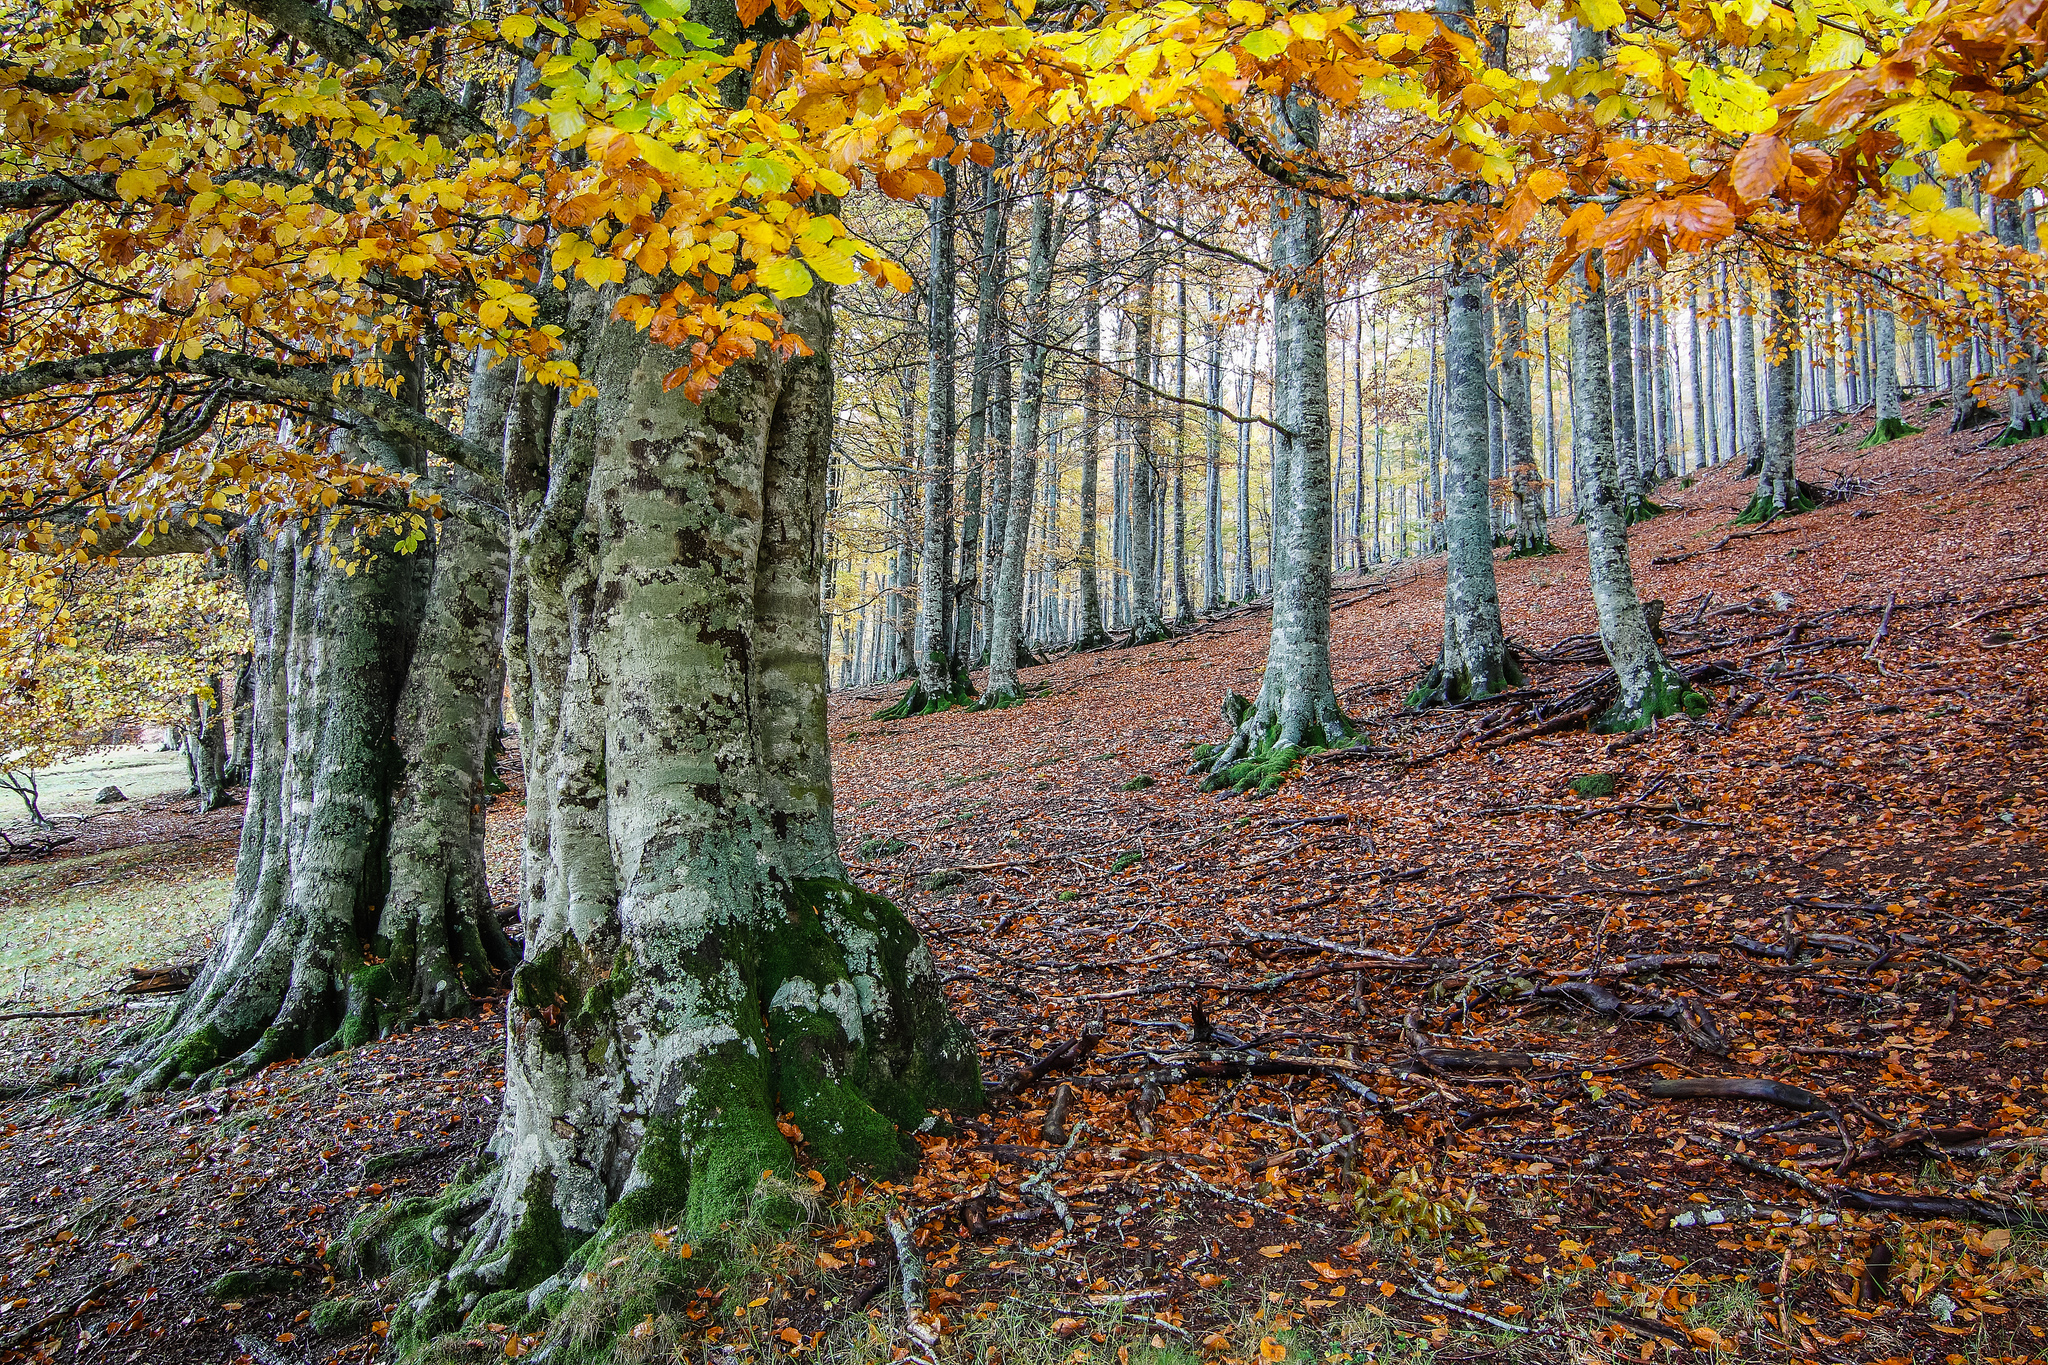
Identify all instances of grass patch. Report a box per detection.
[0,843,232,1010]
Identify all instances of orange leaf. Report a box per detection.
[736,0,772,26]
[1729,134,1791,204]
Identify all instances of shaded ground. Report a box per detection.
[0,397,2043,1365]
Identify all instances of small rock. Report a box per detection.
[91,786,126,804]
[1770,590,1796,612]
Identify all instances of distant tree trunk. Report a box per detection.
[185,681,229,812]
[1204,94,1348,785]
[904,165,972,711]
[958,144,1007,659]
[1745,275,1809,521]
[1734,269,1763,473]
[1994,196,2045,444]
[1235,341,1254,600]
[226,652,253,785]
[985,189,1056,707]
[1126,203,1167,645]
[1075,196,1110,649]
[1173,278,1194,625]
[1651,289,1675,481]
[1862,287,1918,447]
[1202,301,1223,609]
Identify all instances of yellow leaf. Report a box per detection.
[758,257,814,298]
[796,238,860,286]
[1575,0,1626,30]
[1258,1337,1286,1362]
[1528,167,1567,202]
[500,13,537,43]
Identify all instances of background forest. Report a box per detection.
[0,0,2047,1363]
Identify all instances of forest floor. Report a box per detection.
[1,392,2046,1365]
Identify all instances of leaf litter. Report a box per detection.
[0,398,2042,1362]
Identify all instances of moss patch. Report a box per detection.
[1568,772,1618,798]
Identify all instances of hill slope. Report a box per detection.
[829,392,2048,1361]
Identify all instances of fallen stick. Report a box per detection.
[1701,1139,2048,1228]
[884,1207,940,1349]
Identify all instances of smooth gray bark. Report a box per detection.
[1734,269,1763,472]
[1202,301,1223,609]
[1205,95,1347,777]
[985,190,1055,705]
[1750,277,1805,517]
[1075,197,1109,647]
[910,165,970,705]
[1126,204,1166,643]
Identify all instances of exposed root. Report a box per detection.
[1593,667,1712,735]
[1195,689,1349,797]
[1989,416,2048,448]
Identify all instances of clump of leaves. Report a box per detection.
[1351,1163,1486,1242]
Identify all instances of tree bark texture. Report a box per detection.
[984,190,1055,706]
[1748,278,1807,521]
[397,277,978,1346]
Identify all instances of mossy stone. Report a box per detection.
[309,1295,376,1338]
[1119,775,1154,791]
[1569,772,1618,798]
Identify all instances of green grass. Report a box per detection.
[7,746,194,818]
[0,843,232,1009]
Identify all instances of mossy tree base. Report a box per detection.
[872,679,977,720]
[1593,668,1712,734]
[1121,621,1174,648]
[1197,689,1349,797]
[375,878,979,1360]
[1623,496,1668,526]
[1990,417,2048,448]
[1506,540,1562,559]
[1733,482,1821,526]
[1858,417,1922,448]
[1402,649,1525,710]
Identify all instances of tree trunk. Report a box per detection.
[1126,204,1167,645]
[1744,276,1809,522]
[1235,342,1254,600]
[1173,278,1195,626]
[226,652,253,785]
[904,166,971,711]
[1416,239,1516,704]
[1862,291,1918,447]
[1607,284,1646,516]
[1734,268,1763,473]
[1075,197,1109,649]
[1203,96,1348,788]
[185,681,230,812]
[1202,302,1223,609]
[958,141,1007,656]
[984,190,1055,707]
[394,276,978,1346]
[1568,248,1686,730]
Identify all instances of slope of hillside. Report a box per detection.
[829,394,2048,1362]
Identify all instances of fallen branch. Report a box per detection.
[1527,982,1727,1056]
[1702,1139,2048,1228]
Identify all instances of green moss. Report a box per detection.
[919,869,963,893]
[1568,772,1617,798]
[1989,417,2048,447]
[1624,496,1668,525]
[340,963,394,1050]
[309,1295,376,1338]
[172,1021,227,1079]
[210,1267,295,1301]
[1056,890,1077,901]
[1119,775,1154,791]
[1734,486,1818,526]
[855,836,906,858]
[1594,670,1713,734]
[1505,539,1561,558]
[1111,849,1144,873]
